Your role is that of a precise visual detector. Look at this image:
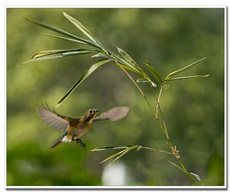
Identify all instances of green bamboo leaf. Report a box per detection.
[24,48,99,63]
[167,57,207,78]
[136,78,157,87]
[91,53,111,60]
[168,161,202,184]
[144,61,165,84]
[57,59,110,106]
[150,81,158,87]
[117,47,140,69]
[136,78,148,83]
[43,33,88,45]
[91,145,129,152]
[93,145,137,166]
[107,149,130,167]
[62,50,97,57]
[92,145,140,166]
[63,12,102,47]
[25,17,99,49]
[25,53,62,62]
[100,149,127,164]
[165,74,210,81]
[190,172,201,182]
[106,145,137,166]
[116,62,144,76]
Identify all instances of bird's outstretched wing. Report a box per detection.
[37,104,70,132]
[94,106,129,121]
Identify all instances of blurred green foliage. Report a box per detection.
[7,8,224,186]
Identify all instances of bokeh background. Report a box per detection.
[7,8,224,186]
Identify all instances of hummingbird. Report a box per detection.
[37,104,129,149]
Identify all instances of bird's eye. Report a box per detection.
[89,110,93,114]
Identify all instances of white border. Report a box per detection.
[2,3,228,192]
[0,0,230,6]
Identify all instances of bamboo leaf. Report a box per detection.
[190,172,201,182]
[136,78,148,83]
[116,62,143,76]
[117,47,141,70]
[165,74,210,81]
[91,145,129,152]
[24,48,99,63]
[107,149,130,167]
[106,145,137,166]
[144,61,165,84]
[136,78,157,87]
[150,81,158,87]
[57,59,110,106]
[63,12,102,47]
[25,17,99,48]
[167,57,207,78]
[100,149,127,164]
[92,145,137,166]
[91,53,111,60]
[168,160,202,184]
[43,33,88,45]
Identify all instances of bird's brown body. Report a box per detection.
[63,109,99,142]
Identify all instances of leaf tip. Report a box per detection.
[63,12,71,19]
[56,102,61,108]
[24,17,32,22]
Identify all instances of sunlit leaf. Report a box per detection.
[63,12,102,47]
[136,78,157,87]
[136,78,148,83]
[165,74,210,81]
[150,81,158,87]
[91,146,129,152]
[100,149,127,164]
[24,48,99,63]
[105,145,138,166]
[107,149,130,167]
[190,172,201,182]
[167,57,207,78]
[57,59,110,106]
[91,53,111,60]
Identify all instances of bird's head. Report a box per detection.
[82,109,100,123]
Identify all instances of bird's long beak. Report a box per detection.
[96,109,100,113]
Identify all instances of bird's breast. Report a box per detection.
[69,122,92,138]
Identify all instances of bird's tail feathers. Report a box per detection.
[50,133,66,149]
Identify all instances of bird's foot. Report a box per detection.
[75,138,86,150]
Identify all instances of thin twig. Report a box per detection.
[116,62,156,117]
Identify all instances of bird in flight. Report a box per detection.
[37,104,129,149]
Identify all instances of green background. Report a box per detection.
[7,8,224,186]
